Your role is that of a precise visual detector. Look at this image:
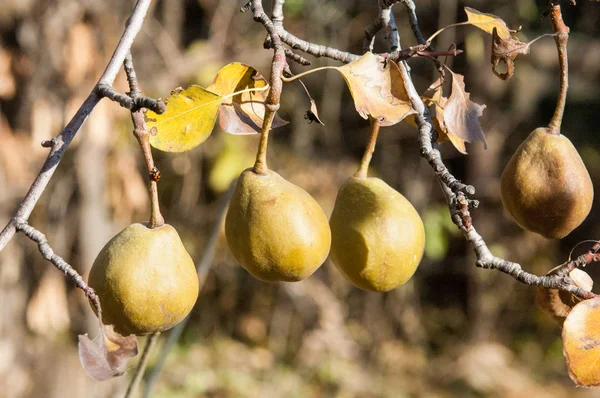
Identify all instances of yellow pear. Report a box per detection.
[89,223,199,335]
[500,128,593,239]
[225,168,331,282]
[329,176,425,292]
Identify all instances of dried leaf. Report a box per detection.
[336,53,416,126]
[443,70,487,151]
[464,7,511,39]
[207,62,287,135]
[297,78,325,125]
[563,297,600,387]
[536,268,593,325]
[78,324,138,380]
[146,85,223,152]
[491,27,530,80]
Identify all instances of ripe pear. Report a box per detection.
[329,176,425,292]
[225,168,331,282]
[89,223,199,335]
[500,128,593,239]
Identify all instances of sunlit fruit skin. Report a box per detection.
[88,223,199,335]
[329,176,425,292]
[225,168,331,282]
[500,128,593,239]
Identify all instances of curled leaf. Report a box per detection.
[297,79,324,125]
[336,52,416,126]
[305,99,325,125]
[78,324,138,380]
[563,297,600,387]
[146,85,223,152]
[491,27,530,80]
[464,7,512,39]
[207,62,287,135]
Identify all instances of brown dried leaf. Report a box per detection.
[464,7,512,39]
[491,27,530,80]
[305,99,325,125]
[443,70,487,151]
[336,53,416,126]
[563,297,600,387]
[404,78,467,154]
[535,268,593,325]
[207,62,287,135]
[78,324,138,380]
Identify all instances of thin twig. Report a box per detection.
[401,0,428,45]
[142,183,236,398]
[15,221,103,316]
[97,83,165,114]
[0,0,154,252]
[123,332,160,398]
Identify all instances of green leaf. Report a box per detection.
[145,85,223,153]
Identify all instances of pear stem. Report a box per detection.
[253,25,286,175]
[547,1,569,135]
[132,110,165,229]
[123,331,160,398]
[354,117,381,179]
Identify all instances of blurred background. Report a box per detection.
[1,0,599,397]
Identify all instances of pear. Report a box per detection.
[500,128,593,239]
[88,223,199,335]
[329,176,425,292]
[225,168,331,282]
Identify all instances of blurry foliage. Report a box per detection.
[0,0,599,397]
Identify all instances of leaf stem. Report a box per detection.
[425,21,474,45]
[123,332,160,398]
[354,118,381,179]
[281,66,338,83]
[547,1,569,135]
[132,111,165,228]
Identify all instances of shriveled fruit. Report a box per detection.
[500,127,593,239]
[89,223,199,335]
[329,176,425,292]
[225,168,331,282]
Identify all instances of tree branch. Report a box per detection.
[363,0,400,53]
[15,221,103,316]
[0,0,154,252]
[97,83,165,114]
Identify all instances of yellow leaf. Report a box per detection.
[563,297,600,387]
[146,85,223,152]
[336,53,416,127]
[464,7,511,40]
[207,62,286,135]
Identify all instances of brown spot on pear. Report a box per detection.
[88,223,199,335]
[225,168,331,282]
[500,127,593,239]
[329,176,425,292]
